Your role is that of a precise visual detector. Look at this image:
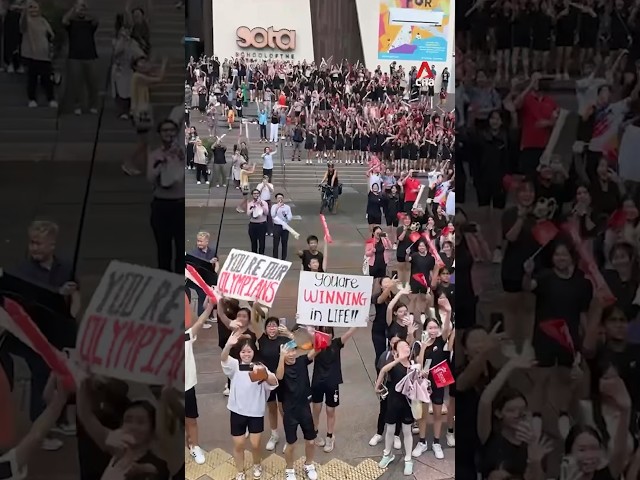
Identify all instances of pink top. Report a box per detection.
[364,237,393,266]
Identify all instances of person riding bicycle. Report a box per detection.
[320,162,339,199]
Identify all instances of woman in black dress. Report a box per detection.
[408,134,419,173]
[419,134,430,174]
[305,128,315,164]
[511,0,532,78]
[401,138,411,173]
[492,1,513,82]
[186,126,198,170]
[325,127,336,160]
[360,128,370,165]
[609,1,631,69]
[576,0,600,74]
[344,128,354,164]
[315,129,326,162]
[554,0,578,79]
[531,0,553,73]
[367,184,385,232]
[335,127,345,163]
[393,138,403,173]
[353,128,362,164]
[407,239,436,321]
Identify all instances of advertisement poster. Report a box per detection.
[378,0,450,62]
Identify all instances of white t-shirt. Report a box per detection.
[0,449,26,480]
[222,357,277,418]
[588,99,629,153]
[259,182,273,201]
[618,124,640,182]
[185,329,197,391]
[445,191,455,216]
[369,174,382,191]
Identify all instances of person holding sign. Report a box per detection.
[297,235,328,272]
[276,343,320,480]
[310,325,357,453]
[221,329,279,480]
[413,295,454,461]
[247,189,269,255]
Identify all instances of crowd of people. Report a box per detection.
[184,54,459,479]
[456,6,640,480]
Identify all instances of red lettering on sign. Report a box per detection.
[303,290,367,306]
[219,271,278,305]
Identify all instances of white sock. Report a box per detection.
[402,424,413,462]
[384,424,395,455]
[271,429,278,436]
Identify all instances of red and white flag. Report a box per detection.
[185,264,218,303]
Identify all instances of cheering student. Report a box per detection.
[247,189,269,255]
[310,326,357,453]
[0,375,68,480]
[297,235,328,272]
[185,300,214,464]
[276,342,320,480]
[413,295,453,460]
[221,329,279,480]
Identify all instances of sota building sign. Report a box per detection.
[235,26,298,59]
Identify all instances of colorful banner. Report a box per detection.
[296,271,373,327]
[77,261,184,385]
[218,249,291,307]
[378,0,450,62]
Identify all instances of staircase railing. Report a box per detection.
[279,139,287,187]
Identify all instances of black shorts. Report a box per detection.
[268,385,284,403]
[396,255,406,263]
[532,327,575,368]
[368,214,382,225]
[476,180,506,209]
[429,385,445,406]
[230,411,265,437]
[502,277,524,293]
[385,215,399,227]
[311,383,340,407]
[283,405,317,444]
[518,148,544,177]
[385,393,414,425]
[403,201,415,214]
[185,387,198,418]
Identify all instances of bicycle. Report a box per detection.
[319,183,335,214]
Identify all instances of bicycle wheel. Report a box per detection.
[320,196,327,214]
[327,196,335,214]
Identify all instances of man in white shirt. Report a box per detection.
[258,176,274,237]
[185,300,213,465]
[271,192,293,260]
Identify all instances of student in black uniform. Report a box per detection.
[576,0,600,74]
[335,128,345,163]
[315,129,326,163]
[325,127,336,160]
[367,184,385,232]
[344,128,354,164]
[360,128,370,165]
[276,343,320,480]
[374,339,416,475]
[511,2,532,78]
[407,240,436,322]
[412,295,453,461]
[396,215,416,286]
[353,129,362,164]
[384,185,402,245]
[311,326,357,453]
[493,1,513,82]
[531,0,553,73]
[408,134,419,173]
[259,317,291,453]
[305,128,315,164]
[297,235,327,272]
[554,0,578,79]
[419,135,430,174]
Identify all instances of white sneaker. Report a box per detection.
[492,248,503,264]
[190,445,206,464]
[446,431,455,447]
[252,464,262,479]
[197,181,201,185]
[51,423,76,436]
[7,64,14,73]
[28,100,37,108]
[223,386,230,396]
[90,108,98,114]
[411,441,428,458]
[49,100,58,108]
[206,181,210,185]
[303,464,318,480]
[393,435,401,450]
[285,469,296,480]
[369,434,383,446]
[432,443,444,459]
[17,66,24,74]
[202,322,212,329]
[41,437,63,451]
[404,460,414,476]
[266,432,279,451]
[74,108,82,115]
[323,436,335,453]
[235,473,246,480]
[216,184,220,187]
[314,436,325,447]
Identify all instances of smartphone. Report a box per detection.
[279,317,287,327]
[239,363,254,371]
[378,384,389,400]
[421,330,429,343]
[391,270,398,279]
[489,312,505,333]
[560,455,578,480]
[379,232,387,237]
[285,340,297,350]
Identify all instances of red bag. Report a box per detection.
[430,360,455,388]
[532,221,559,247]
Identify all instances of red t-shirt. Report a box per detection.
[520,92,558,150]
[403,177,421,202]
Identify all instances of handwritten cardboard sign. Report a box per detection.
[76,261,184,385]
[296,272,373,327]
[218,249,291,307]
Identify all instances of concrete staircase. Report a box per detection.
[185,102,371,205]
[185,448,385,480]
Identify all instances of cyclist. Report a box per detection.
[319,162,339,212]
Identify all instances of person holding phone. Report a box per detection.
[271,193,293,260]
[247,189,269,254]
[407,239,436,321]
[276,342,320,480]
[221,329,279,480]
[413,295,453,460]
[365,226,393,279]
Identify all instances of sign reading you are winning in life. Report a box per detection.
[77,261,184,385]
[218,249,291,307]
[296,271,373,327]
